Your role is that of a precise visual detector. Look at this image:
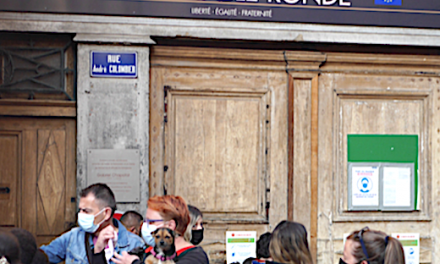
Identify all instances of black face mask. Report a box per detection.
[339,258,364,264]
[191,228,204,245]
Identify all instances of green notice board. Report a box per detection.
[347,135,419,210]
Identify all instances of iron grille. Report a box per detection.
[0,34,76,101]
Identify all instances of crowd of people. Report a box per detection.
[0,183,406,264]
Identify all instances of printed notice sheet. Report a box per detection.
[383,167,411,207]
[392,233,419,264]
[351,166,379,206]
[226,231,256,264]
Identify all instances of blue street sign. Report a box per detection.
[374,0,402,6]
[90,52,137,78]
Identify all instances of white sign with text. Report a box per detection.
[226,231,256,264]
[391,233,419,264]
[351,166,380,206]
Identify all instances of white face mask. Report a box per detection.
[141,223,163,247]
[78,208,106,233]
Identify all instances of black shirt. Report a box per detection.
[92,250,107,264]
[176,246,209,264]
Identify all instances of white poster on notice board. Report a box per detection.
[226,231,256,264]
[351,166,380,206]
[383,167,411,207]
[391,233,419,264]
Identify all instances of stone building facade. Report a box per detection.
[1,8,440,263]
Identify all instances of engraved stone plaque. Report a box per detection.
[87,149,140,202]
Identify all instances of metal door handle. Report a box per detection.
[0,187,10,194]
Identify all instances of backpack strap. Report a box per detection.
[85,232,93,263]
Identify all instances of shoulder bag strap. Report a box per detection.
[85,232,93,263]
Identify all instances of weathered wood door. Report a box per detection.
[149,47,316,263]
[0,117,76,245]
[164,86,269,222]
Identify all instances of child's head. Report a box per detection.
[243,257,256,264]
[256,232,272,259]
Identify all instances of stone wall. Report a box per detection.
[76,44,150,215]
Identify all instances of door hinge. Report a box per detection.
[163,185,168,195]
[164,85,170,123]
[265,188,270,220]
[266,201,270,220]
[164,85,171,98]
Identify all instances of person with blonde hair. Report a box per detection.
[269,221,313,264]
[184,205,204,245]
[341,227,405,264]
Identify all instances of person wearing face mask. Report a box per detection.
[40,183,145,264]
[184,205,204,245]
[340,227,405,264]
[112,195,210,264]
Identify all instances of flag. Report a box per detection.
[374,0,402,6]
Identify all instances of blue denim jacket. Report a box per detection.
[41,219,145,264]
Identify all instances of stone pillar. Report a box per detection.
[76,43,150,216]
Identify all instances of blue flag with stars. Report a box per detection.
[374,0,402,6]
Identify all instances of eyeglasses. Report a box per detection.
[355,227,370,264]
[144,219,164,226]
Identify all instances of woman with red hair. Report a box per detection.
[113,195,209,264]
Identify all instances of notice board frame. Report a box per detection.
[347,134,419,210]
[348,162,415,211]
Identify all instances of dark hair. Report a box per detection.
[188,205,203,218]
[0,230,21,264]
[80,183,117,217]
[346,227,405,264]
[9,228,49,264]
[257,232,272,259]
[120,211,144,227]
[33,251,49,264]
[269,221,313,264]
[243,257,256,264]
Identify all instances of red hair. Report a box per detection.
[148,195,190,236]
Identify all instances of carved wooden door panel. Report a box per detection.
[164,86,270,223]
[0,117,76,245]
[0,131,20,230]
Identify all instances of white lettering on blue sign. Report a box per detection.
[107,55,121,63]
[266,0,351,6]
[90,52,137,78]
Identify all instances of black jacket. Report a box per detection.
[130,246,209,264]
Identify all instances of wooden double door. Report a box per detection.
[0,117,76,245]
